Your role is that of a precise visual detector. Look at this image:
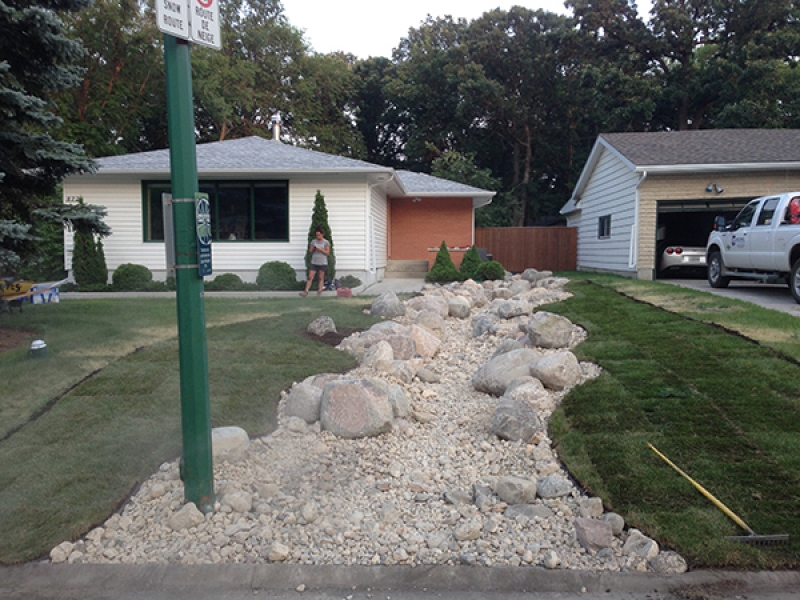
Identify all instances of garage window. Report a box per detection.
[598,215,611,239]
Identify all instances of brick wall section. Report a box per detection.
[389,197,473,260]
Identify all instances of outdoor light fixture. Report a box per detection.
[706,182,724,194]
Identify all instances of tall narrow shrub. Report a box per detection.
[305,190,335,279]
[72,230,107,286]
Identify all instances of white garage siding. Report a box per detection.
[62,175,380,283]
[574,149,640,276]
[369,185,388,284]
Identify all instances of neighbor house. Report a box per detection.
[560,129,800,279]
[62,135,495,285]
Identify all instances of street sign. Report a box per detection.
[156,0,221,50]
[155,0,190,40]
[191,0,221,50]
[195,193,213,277]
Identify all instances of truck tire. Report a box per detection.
[790,259,800,304]
[707,251,730,288]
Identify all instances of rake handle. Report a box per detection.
[647,443,755,535]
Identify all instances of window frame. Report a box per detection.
[598,215,612,239]
[142,179,290,243]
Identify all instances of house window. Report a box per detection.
[598,215,611,239]
[143,180,289,242]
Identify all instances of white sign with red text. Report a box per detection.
[191,0,221,50]
[155,0,221,50]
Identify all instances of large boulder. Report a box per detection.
[496,300,530,319]
[530,351,582,391]
[307,316,336,336]
[574,518,614,552]
[491,397,543,442]
[472,348,542,396]
[406,295,449,318]
[447,296,471,319]
[385,334,417,360]
[494,476,537,505]
[415,309,445,334]
[408,324,441,358]
[283,378,324,423]
[211,426,250,462]
[320,378,394,438]
[525,312,574,349]
[370,291,406,319]
[361,340,394,370]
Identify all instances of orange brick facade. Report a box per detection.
[389,197,474,264]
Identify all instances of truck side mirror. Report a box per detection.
[713,216,726,231]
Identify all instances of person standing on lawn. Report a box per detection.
[300,225,330,297]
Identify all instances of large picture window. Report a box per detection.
[143,180,289,242]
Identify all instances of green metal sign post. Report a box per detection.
[163,33,214,511]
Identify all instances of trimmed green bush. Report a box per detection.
[338,274,362,288]
[459,245,482,279]
[425,241,463,283]
[474,260,506,281]
[256,261,301,290]
[205,273,245,291]
[112,263,153,291]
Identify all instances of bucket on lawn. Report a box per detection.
[28,339,47,359]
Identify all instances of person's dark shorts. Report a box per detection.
[309,264,326,273]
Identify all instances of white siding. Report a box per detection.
[63,174,378,283]
[574,149,640,275]
[369,185,388,283]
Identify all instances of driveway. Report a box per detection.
[661,277,800,317]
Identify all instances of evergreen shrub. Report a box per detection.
[459,245,482,279]
[338,274,362,288]
[112,263,153,291]
[474,260,506,282]
[425,241,463,283]
[257,261,301,290]
[305,190,335,279]
[205,273,245,291]
[72,230,107,287]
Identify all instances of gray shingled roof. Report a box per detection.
[395,170,493,196]
[88,136,494,199]
[602,129,800,167]
[94,135,388,172]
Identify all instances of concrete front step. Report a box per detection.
[385,259,428,279]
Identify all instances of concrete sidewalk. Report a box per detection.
[59,278,426,301]
[3,563,800,600]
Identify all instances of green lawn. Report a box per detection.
[1,278,799,569]
[0,296,380,564]
[547,277,800,568]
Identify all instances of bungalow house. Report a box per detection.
[560,129,800,280]
[61,135,495,285]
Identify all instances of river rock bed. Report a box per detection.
[49,275,683,574]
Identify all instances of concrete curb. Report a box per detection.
[3,564,800,597]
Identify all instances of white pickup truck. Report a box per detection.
[706,191,800,303]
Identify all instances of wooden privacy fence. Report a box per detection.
[475,227,577,273]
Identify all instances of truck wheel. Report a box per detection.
[707,251,730,288]
[790,260,800,304]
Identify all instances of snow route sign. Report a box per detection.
[156,0,221,50]
[191,0,221,50]
[156,0,190,39]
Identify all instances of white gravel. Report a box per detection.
[49,285,655,573]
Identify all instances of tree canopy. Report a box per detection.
[6,0,800,278]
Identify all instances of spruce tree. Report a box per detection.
[0,0,97,276]
[305,190,335,279]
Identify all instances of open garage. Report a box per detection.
[561,130,800,281]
